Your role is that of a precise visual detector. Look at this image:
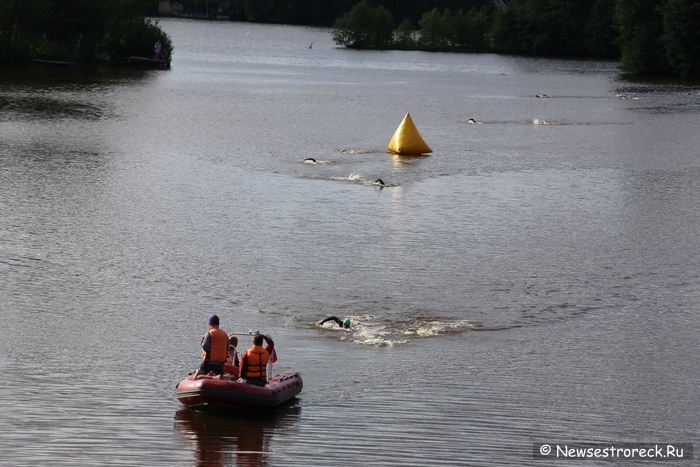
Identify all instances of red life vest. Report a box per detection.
[242,345,269,380]
[201,328,228,363]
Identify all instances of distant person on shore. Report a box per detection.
[193,314,229,379]
[316,316,351,329]
[239,333,275,386]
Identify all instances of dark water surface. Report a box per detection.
[2,18,700,466]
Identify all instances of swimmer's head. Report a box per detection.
[343,318,351,329]
[374,179,385,186]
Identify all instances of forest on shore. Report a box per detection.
[0,0,172,63]
[2,0,698,77]
[330,0,700,77]
[192,0,699,77]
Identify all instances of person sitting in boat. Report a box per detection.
[220,334,241,379]
[239,333,274,386]
[192,314,229,379]
[316,316,351,329]
[227,334,240,367]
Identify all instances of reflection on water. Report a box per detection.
[0,94,109,121]
[175,405,301,467]
[387,153,430,167]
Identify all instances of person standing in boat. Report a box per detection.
[193,314,229,379]
[239,333,274,386]
[154,40,162,60]
[316,316,351,329]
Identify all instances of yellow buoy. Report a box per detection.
[387,113,432,155]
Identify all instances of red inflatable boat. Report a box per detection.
[176,370,303,410]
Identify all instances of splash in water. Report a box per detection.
[316,314,478,346]
[336,148,371,154]
[303,158,332,165]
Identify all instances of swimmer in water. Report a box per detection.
[374,179,386,187]
[467,118,477,124]
[316,316,352,329]
[304,158,318,164]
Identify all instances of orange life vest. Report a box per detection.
[201,328,228,363]
[242,345,269,380]
[223,363,240,379]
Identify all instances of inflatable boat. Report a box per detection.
[176,370,302,411]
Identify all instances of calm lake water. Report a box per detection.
[2,18,700,466]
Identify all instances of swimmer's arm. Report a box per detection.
[317,316,343,326]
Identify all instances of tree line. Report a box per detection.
[178,0,492,27]
[178,0,699,77]
[331,0,700,77]
[3,0,697,76]
[0,0,172,63]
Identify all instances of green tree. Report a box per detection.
[103,17,173,60]
[0,0,170,63]
[373,6,395,48]
[0,0,52,61]
[417,7,450,49]
[393,18,416,49]
[333,0,374,48]
[662,0,700,77]
[584,0,619,57]
[491,0,531,54]
[452,8,491,52]
[615,0,671,74]
[492,0,618,57]
[243,0,279,22]
[332,0,395,49]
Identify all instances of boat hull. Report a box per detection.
[176,370,302,410]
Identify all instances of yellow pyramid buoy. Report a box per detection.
[387,113,432,155]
